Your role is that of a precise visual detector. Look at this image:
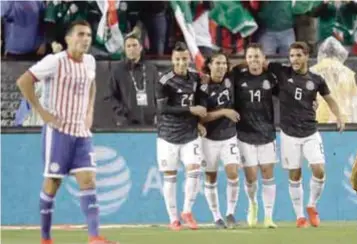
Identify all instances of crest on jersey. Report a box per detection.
[306,80,315,91]
[50,162,60,172]
[262,80,271,90]
[224,78,231,88]
[200,84,208,93]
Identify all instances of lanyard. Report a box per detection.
[129,65,147,92]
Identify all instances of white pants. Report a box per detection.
[281,131,325,170]
[157,137,203,171]
[202,136,240,172]
[238,139,278,167]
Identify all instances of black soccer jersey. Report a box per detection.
[232,67,279,145]
[202,77,236,141]
[156,69,207,144]
[268,62,331,137]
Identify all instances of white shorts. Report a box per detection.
[157,137,203,171]
[237,139,278,167]
[202,136,240,172]
[281,131,325,170]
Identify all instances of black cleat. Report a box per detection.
[215,219,227,229]
[226,214,237,229]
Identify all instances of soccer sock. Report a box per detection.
[40,191,54,240]
[245,180,257,204]
[204,182,222,221]
[289,180,304,219]
[262,178,276,219]
[183,169,201,213]
[79,189,99,237]
[308,176,325,207]
[163,175,178,223]
[226,178,240,216]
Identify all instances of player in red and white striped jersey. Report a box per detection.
[17,20,119,244]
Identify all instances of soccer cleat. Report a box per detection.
[169,220,182,231]
[306,206,320,227]
[89,236,119,244]
[247,202,258,227]
[226,214,237,229]
[41,239,54,244]
[181,212,198,230]
[296,217,309,228]
[264,217,277,229]
[214,219,227,229]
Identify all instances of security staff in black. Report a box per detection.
[231,43,279,229]
[155,42,206,231]
[267,42,345,228]
[199,53,240,229]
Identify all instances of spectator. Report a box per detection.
[256,0,296,56]
[1,0,47,60]
[104,34,158,126]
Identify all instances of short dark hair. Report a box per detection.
[173,42,188,52]
[245,43,264,56]
[124,33,142,45]
[289,42,310,55]
[66,20,91,36]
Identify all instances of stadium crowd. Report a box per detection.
[1,0,357,60]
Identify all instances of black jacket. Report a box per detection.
[105,58,159,126]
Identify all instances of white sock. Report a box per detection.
[245,180,257,204]
[226,178,239,216]
[289,179,304,219]
[163,175,178,223]
[183,170,201,213]
[204,182,222,221]
[308,176,325,207]
[262,178,276,219]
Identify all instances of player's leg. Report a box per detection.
[303,132,326,227]
[157,138,181,230]
[71,137,118,244]
[238,139,259,227]
[221,136,240,228]
[258,141,278,228]
[281,131,308,228]
[40,126,71,243]
[202,138,225,228]
[181,137,203,230]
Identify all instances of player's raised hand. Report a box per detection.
[197,123,207,137]
[190,106,207,118]
[38,108,61,128]
[223,109,240,123]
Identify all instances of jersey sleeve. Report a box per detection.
[28,54,58,82]
[317,76,331,96]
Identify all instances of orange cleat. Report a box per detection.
[296,217,309,228]
[169,220,182,231]
[307,206,320,227]
[89,236,119,244]
[181,212,198,230]
[41,239,54,244]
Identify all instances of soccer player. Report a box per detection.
[231,43,279,228]
[16,20,118,244]
[199,53,240,229]
[351,154,357,192]
[156,42,207,231]
[267,42,345,228]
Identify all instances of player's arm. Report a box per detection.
[85,80,96,129]
[351,155,357,192]
[201,109,239,123]
[16,54,59,126]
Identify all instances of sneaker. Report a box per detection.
[264,217,277,229]
[306,206,320,227]
[247,202,258,227]
[226,214,237,229]
[41,239,54,244]
[169,220,182,231]
[89,236,119,244]
[181,212,198,230]
[214,219,227,229]
[296,217,309,228]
